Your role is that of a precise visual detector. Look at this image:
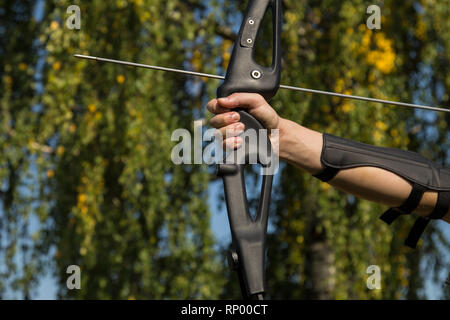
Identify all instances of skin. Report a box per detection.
[207,93,450,223]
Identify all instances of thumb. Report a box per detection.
[218,93,280,130]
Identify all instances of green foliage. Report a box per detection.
[41,0,226,299]
[2,0,225,299]
[0,0,448,299]
[0,0,44,298]
[264,0,449,299]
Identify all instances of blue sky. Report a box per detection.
[3,0,448,300]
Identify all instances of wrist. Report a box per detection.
[277,118,324,174]
[278,118,300,162]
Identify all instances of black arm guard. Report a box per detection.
[313,133,450,248]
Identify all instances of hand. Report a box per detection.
[206,93,282,151]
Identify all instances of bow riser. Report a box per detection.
[217,0,283,300]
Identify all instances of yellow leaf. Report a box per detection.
[320,182,330,191]
[78,194,87,203]
[3,75,12,86]
[334,78,345,93]
[80,247,87,256]
[117,75,125,84]
[390,129,398,138]
[191,50,202,71]
[415,20,426,40]
[343,90,352,95]
[373,131,383,143]
[95,112,102,121]
[222,52,231,69]
[53,62,61,71]
[286,12,296,24]
[375,120,387,131]
[50,21,60,31]
[341,103,355,113]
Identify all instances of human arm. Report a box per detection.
[207,93,450,223]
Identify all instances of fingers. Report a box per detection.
[206,99,229,115]
[209,112,240,129]
[223,137,243,151]
[218,93,279,130]
[215,122,245,139]
[216,93,267,112]
[207,93,280,143]
[211,118,245,151]
[207,93,266,115]
[207,93,280,152]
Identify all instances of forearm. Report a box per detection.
[278,118,450,223]
[278,118,324,174]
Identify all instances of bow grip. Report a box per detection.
[217,0,282,102]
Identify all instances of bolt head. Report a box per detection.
[227,250,239,270]
[251,70,262,79]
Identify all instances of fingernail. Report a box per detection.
[234,123,244,133]
[232,113,240,121]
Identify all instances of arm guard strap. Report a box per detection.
[313,133,450,248]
